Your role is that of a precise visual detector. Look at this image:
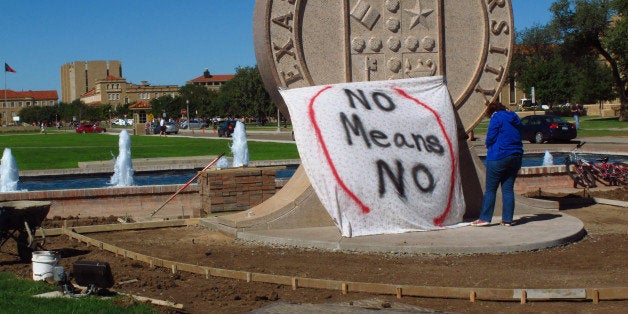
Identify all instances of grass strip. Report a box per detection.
[0,133,298,170]
[0,272,156,313]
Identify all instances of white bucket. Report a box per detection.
[32,251,60,281]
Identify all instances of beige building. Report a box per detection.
[498,77,528,110]
[0,90,59,125]
[187,69,234,90]
[80,75,179,107]
[61,60,122,103]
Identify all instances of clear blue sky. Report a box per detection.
[1,0,555,97]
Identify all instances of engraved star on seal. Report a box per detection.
[405,0,433,30]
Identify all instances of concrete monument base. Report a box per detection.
[199,146,586,254]
[205,212,585,254]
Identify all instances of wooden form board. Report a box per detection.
[61,227,627,303]
[36,219,199,236]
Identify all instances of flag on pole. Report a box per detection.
[4,63,16,73]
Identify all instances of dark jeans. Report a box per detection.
[479,154,522,223]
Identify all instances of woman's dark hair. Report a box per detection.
[485,101,508,117]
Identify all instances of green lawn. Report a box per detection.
[473,116,627,137]
[0,115,623,171]
[0,272,156,313]
[0,133,298,170]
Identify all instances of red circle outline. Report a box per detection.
[308,85,457,225]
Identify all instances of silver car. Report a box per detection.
[152,122,179,134]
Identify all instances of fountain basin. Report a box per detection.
[3,160,301,219]
[480,152,628,167]
[0,184,201,219]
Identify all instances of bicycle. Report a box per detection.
[564,142,597,188]
[589,156,627,186]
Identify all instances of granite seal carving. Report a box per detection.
[254,0,513,131]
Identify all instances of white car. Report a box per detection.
[112,118,134,126]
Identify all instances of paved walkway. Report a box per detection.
[202,195,588,254]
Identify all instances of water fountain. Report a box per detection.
[230,121,249,167]
[110,130,134,187]
[542,150,554,166]
[215,157,230,169]
[1,148,20,192]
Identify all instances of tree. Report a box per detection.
[214,66,274,121]
[60,99,88,122]
[572,57,617,104]
[178,84,219,118]
[18,105,58,125]
[149,95,177,120]
[510,24,570,105]
[511,4,620,109]
[550,0,628,120]
[113,103,131,119]
[19,100,113,125]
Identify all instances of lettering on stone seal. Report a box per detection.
[473,0,511,104]
[269,0,307,87]
[259,0,514,131]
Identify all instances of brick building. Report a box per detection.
[80,75,179,108]
[187,69,234,90]
[0,90,58,125]
[60,60,122,103]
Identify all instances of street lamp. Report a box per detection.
[186,100,189,121]
[109,109,112,128]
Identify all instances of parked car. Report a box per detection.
[76,124,106,133]
[519,98,545,111]
[180,119,208,129]
[218,120,238,137]
[519,114,577,143]
[164,122,179,134]
[151,122,179,134]
[112,118,134,126]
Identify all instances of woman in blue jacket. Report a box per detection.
[471,101,523,227]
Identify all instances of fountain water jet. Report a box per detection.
[231,121,249,167]
[1,148,20,192]
[110,130,134,186]
[215,156,230,169]
[542,150,554,166]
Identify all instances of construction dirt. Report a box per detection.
[1,187,626,313]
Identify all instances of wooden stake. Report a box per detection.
[150,153,225,217]
[246,272,252,282]
[396,287,402,299]
[205,268,210,279]
[291,277,298,290]
[521,290,527,304]
[342,283,348,295]
[171,264,177,274]
[470,291,476,303]
[593,289,599,304]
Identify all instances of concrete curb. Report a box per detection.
[593,197,628,208]
[234,211,586,255]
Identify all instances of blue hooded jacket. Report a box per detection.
[485,110,523,161]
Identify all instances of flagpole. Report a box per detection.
[4,66,6,127]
